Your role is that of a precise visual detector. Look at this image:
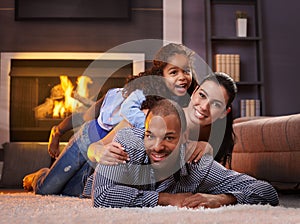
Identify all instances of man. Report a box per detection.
[92,99,279,208]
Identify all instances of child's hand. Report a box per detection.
[48,126,62,159]
[88,141,129,165]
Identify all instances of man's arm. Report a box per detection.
[158,192,236,208]
[189,155,279,206]
[93,162,159,208]
[181,193,237,208]
[158,193,192,207]
[92,128,159,208]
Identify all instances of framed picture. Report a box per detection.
[15,0,131,20]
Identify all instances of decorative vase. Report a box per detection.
[236,18,247,37]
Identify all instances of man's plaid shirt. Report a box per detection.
[89,127,279,208]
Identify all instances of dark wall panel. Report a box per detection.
[261,0,300,116]
[183,0,300,116]
[0,1,14,7]
[0,0,162,52]
[131,0,162,8]
[183,0,206,61]
[1,0,300,116]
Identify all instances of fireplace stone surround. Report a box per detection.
[0,52,145,144]
[0,53,144,187]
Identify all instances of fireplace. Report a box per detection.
[0,52,145,144]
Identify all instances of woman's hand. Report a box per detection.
[88,141,129,165]
[185,141,213,163]
[182,193,237,209]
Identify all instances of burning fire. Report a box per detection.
[35,75,93,119]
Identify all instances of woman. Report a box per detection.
[184,72,237,167]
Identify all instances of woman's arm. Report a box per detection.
[185,141,213,163]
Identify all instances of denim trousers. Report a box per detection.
[32,120,106,196]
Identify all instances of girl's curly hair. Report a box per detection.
[122,70,172,100]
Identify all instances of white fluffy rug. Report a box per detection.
[0,192,300,224]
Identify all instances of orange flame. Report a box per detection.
[76,76,93,99]
[52,75,92,118]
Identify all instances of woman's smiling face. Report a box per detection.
[162,53,192,97]
[188,80,230,127]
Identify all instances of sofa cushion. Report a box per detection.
[231,113,300,189]
[0,142,52,188]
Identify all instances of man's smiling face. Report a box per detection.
[144,112,182,169]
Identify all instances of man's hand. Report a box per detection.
[185,141,213,163]
[158,192,193,207]
[182,193,237,209]
[87,141,129,165]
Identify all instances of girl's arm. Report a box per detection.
[88,90,147,164]
[48,95,105,158]
[87,119,131,164]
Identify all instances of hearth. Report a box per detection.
[0,52,144,144]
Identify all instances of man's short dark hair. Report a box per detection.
[146,99,187,133]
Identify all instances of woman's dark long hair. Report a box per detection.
[201,72,237,168]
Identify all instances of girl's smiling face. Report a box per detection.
[162,53,192,97]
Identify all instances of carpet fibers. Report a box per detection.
[0,192,299,224]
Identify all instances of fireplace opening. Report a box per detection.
[9,59,133,142]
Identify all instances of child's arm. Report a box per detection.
[88,89,146,164]
[48,95,105,158]
[87,119,130,164]
[119,89,146,129]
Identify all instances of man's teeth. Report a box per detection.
[153,154,165,158]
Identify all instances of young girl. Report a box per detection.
[23,43,199,196]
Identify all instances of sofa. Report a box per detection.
[231,113,300,190]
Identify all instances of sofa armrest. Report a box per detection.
[233,116,270,124]
[231,113,300,189]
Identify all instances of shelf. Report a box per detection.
[206,0,264,117]
[236,81,263,85]
[211,36,261,41]
[211,0,256,5]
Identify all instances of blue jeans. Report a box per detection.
[32,120,108,196]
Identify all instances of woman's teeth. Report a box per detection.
[195,109,206,119]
